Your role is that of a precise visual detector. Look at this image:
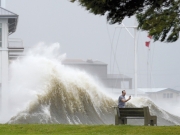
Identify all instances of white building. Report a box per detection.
[0,2,24,112]
[146,88,180,102]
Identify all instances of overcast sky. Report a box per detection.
[6,0,180,89]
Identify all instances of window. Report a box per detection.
[163,93,173,98]
[0,23,2,47]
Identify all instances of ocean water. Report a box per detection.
[5,43,180,125]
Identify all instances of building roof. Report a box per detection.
[0,7,18,34]
[62,59,107,65]
[107,74,131,79]
[138,88,166,93]
[145,88,180,94]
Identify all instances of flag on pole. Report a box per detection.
[145,34,152,48]
[145,41,150,47]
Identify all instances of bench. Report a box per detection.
[114,106,157,126]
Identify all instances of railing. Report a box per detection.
[8,38,24,49]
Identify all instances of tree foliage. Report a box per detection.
[71,0,180,42]
[137,0,180,42]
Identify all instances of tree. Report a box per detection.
[70,0,180,42]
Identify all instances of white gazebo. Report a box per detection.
[0,2,24,113]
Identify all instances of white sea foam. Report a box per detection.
[1,43,179,125]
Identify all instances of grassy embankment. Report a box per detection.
[0,124,179,135]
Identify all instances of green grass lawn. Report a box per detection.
[0,124,179,135]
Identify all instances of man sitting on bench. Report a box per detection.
[118,90,131,108]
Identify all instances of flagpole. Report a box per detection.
[116,23,138,97]
[134,26,137,97]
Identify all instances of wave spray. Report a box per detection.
[7,43,115,124]
[3,43,180,125]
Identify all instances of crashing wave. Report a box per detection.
[7,43,180,125]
